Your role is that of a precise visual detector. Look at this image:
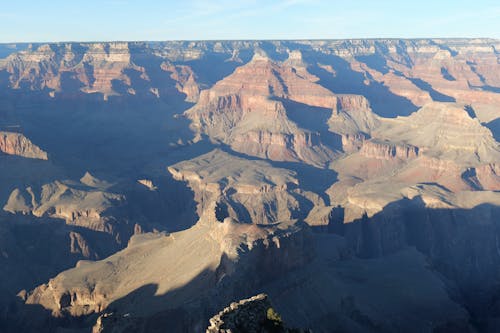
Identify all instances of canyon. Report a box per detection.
[0,38,499,332]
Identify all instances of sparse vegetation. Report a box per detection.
[266,307,283,325]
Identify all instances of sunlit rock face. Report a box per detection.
[0,131,47,159]
[0,38,499,333]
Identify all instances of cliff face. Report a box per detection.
[0,131,47,159]
[184,51,339,167]
[168,149,317,225]
[359,140,419,160]
[374,103,500,165]
[24,220,314,329]
[0,42,197,101]
[4,178,124,231]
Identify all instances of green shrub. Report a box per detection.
[267,307,283,325]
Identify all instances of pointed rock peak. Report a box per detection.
[80,172,105,188]
[250,48,270,62]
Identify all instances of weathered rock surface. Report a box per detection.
[184,50,339,167]
[0,131,48,159]
[3,175,124,232]
[206,294,305,333]
[23,219,313,331]
[0,38,499,333]
[374,102,500,165]
[168,149,319,225]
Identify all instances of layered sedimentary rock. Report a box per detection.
[0,39,499,333]
[0,131,48,159]
[24,219,313,332]
[0,43,138,99]
[168,149,319,225]
[184,50,338,167]
[329,95,380,136]
[359,139,419,160]
[3,174,124,232]
[374,102,500,165]
[161,61,201,102]
[0,42,197,101]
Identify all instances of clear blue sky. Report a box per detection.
[0,0,499,42]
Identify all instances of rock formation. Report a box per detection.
[168,149,318,224]
[3,178,124,231]
[206,294,305,333]
[0,38,499,333]
[0,131,48,159]
[184,50,339,167]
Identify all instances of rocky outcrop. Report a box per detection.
[206,294,305,333]
[3,177,124,232]
[168,149,314,225]
[360,139,419,160]
[137,179,157,191]
[373,102,500,165]
[69,231,93,258]
[475,163,500,191]
[161,61,200,102]
[1,43,141,99]
[25,220,313,325]
[0,131,48,159]
[0,42,200,101]
[184,50,338,167]
[341,133,367,153]
[329,95,381,136]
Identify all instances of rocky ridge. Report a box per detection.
[0,131,48,159]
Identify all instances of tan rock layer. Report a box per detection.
[0,131,48,160]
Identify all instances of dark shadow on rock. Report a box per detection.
[429,40,458,57]
[466,61,500,93]
[355,54,389,75]
[14,97,197,179]
[278,98,343,151]
[120,172,199,233]
[217,144,337,205]
[302,50,418,118]
[472,85,500,93]
[182,53,244,89]
[0,214,123,332]
[60,71,85,96]
[404,77,456,102]
[0,214,121,291]
[485,118,500,142]
[259,41,288,62]
[312,196,500,331]
[441,67,456,81]
[9,222,314,332]
[0,43,30,59]
[464,105,477,119]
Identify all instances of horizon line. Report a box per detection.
[1,36,499,45]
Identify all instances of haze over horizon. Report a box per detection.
[1,0,499,43]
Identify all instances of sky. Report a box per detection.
[0,0,499,42]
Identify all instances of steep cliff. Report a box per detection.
[0,131,48,159]
[168,149,321,225]
[184,50,339,167]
